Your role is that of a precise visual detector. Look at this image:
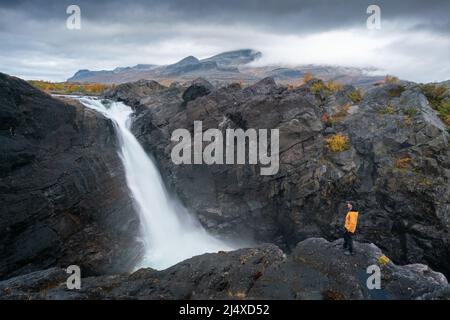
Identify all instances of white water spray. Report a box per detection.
[79,97,232,270]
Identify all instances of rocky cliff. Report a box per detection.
[1,72,448,300]
[0,73,141,280]
[0,238,448,300]
[106,77,450,277]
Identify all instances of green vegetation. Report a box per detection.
[437,100,450,126]
[28,80,113,96]
[403,107,418,118]
[325,80,343,92]
[397,108,416,127]
[311,80,343,96]
[420,84,448,109]
[347,89,363,103]
[380,104,395,115]
[418,177,433,187]
[420,83,450,127]
[388,85,405,98]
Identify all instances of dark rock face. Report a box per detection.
[182,78,214,104]
[0,238,447,300]
[0,73,141,280]
[109,78,449,277]
[103,79,166,108]
[252,238,449,300]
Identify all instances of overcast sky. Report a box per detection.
[0,0,449,82]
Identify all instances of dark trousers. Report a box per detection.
[343,231,354,253]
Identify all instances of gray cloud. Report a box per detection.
[4,0,450,32]
[0,0,449,82]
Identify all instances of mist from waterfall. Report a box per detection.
[79,97,233,270]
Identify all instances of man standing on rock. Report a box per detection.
[343,201,359,256]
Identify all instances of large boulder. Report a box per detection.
[182,78,214,104]
[0,238,447,300]
[103,79,167,108]
[0,73,141,280]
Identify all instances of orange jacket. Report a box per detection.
[345,211,359,233]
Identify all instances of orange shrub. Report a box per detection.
[395,155,412,169]
[303,72,314,83]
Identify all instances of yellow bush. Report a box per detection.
[310,80,343,95]
[420,84,448,108]
[310,81,325,94]
[378,255,390,266]
[347,89,363,103]
[227,290,247,299]
[420,84,450,128]
[395,155,412,169]
[418,177,433,187]
[384,75,399,84]
[444,113,450,126]
[326,80,343,92]
[326,134,350,152]
[381,104,395,115]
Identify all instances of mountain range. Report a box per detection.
[68,49,384,87]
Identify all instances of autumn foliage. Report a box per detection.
[28,80,113,95]
[326,134,350,152]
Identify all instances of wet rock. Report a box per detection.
[103,79,167,108]
[0,238,447,300]
[0,73,141,280]
[182,78,213,104]
[112,78,450,277]
[250,238,448,300]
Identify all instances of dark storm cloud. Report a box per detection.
[0,0,449,81]
[3,0,450,32]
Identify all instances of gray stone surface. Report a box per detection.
[0,238,447,300]
[0,73,142,280]
[109,77,449,277]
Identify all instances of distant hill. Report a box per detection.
[440,80,450,87]
[68,49,258,84]
[67,49,384,87]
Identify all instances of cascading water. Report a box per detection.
[79,97,233,270]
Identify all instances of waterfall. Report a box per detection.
[79,97,232,270]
